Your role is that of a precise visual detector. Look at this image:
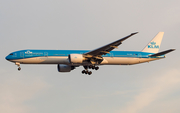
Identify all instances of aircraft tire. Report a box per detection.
[82,70,85,74]
[18,67,21,71]
[95,67,99,70]
[88,71,92,75]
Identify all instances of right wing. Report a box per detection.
[84,32,138,57]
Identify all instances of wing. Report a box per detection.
[84,32,138,56]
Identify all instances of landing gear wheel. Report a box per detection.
[88,71,92,75]
[82,70,85,74]
[18,67,21,71]
[85,70,88,74]
[95,67,99,70]
[92,66,95,70]
[82,65,97,75]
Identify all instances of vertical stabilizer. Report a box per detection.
[142,32,164,53]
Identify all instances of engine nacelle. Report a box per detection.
[57,64,75,72]
[68,54,84,64]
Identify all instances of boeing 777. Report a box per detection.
[5,32,175,75]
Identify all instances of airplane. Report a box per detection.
[5,32,175,75]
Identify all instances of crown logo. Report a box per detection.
[151,41,156,45]
[25,50,32,54]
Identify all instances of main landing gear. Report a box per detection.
[15,62,21,71]
[82,70,92,75]
[82,65,99,75]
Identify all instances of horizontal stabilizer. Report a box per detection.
[149,49,175,57]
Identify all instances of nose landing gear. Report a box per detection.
[15,62,21,71]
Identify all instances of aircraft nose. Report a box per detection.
[5,55,10,60]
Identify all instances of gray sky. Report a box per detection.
[0,0,180,113]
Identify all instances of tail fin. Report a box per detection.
[142,32,164,53]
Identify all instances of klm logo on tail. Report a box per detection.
[148,41,159,49]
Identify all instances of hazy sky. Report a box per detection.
[0,0,180,113]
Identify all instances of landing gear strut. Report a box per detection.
[89,65,99,70]
[15,62,21,71]
[82,65,99,75]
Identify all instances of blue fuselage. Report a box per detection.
[5,49,164,65]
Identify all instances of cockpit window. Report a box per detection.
[10,53,13,55]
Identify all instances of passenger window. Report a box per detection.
[10,53,13,55]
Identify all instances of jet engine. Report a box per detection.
[68,54,84,64]
[57,64,75,72]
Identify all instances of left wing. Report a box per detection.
[84,32,138,57]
